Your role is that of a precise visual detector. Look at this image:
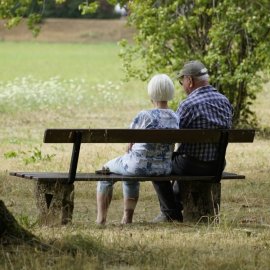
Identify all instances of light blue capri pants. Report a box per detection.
[97,156,140,198]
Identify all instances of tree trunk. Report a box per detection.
[0,200,44,247]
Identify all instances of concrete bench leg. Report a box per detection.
[181,182,221,223]
[35,181,74,226]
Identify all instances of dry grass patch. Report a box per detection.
[0,18,134,43]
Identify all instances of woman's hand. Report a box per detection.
[126,143,134,153]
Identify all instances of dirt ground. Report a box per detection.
[0,18,134,43]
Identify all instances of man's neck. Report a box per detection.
[189,82,209,94]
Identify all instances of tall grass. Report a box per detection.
[0,41,270,269]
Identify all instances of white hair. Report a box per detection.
[194,74,210,82]
[147,74,174,101]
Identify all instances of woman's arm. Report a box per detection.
[126,143,134,153]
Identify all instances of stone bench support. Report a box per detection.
[35,181,74,226]
[181,182,221,223]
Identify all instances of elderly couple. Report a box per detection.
[96,60,233,225]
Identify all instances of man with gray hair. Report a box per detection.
[152,60,233,222]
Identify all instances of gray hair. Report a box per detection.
[193,74,210,82]
[147,74,174,101]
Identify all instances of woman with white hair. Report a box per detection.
[96,74,179,225]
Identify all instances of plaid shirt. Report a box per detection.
[176,85,233,161]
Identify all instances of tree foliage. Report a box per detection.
[119,0,270,127]
[0,0,118,36]
[41,0,119,19]
[0,0,43,35]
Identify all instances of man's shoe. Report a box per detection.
[152,212,169,223]
[152,212,182,223]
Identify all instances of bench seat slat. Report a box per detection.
[9,171,245,183]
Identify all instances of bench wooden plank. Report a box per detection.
[43,129,255,144]
[10,171,245,183]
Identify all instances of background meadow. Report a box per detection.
[0,35,270,269]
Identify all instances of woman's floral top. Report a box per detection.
[121,109,179,176]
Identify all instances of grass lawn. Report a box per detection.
[0,41,270,270]
[0,42,125,82]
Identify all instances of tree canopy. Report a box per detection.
[119,0,270,126]
[1,0,270,126]
[0,0,119,35]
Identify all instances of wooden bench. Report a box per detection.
[10,128,255,225]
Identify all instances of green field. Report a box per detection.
[0,41,270,270]
[0,42,125,82]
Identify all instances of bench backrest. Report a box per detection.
[43,129,255,184]
[44,129,255,143]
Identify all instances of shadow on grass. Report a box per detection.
[54,232,169,268]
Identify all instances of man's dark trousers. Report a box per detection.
[152,153,220,219]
